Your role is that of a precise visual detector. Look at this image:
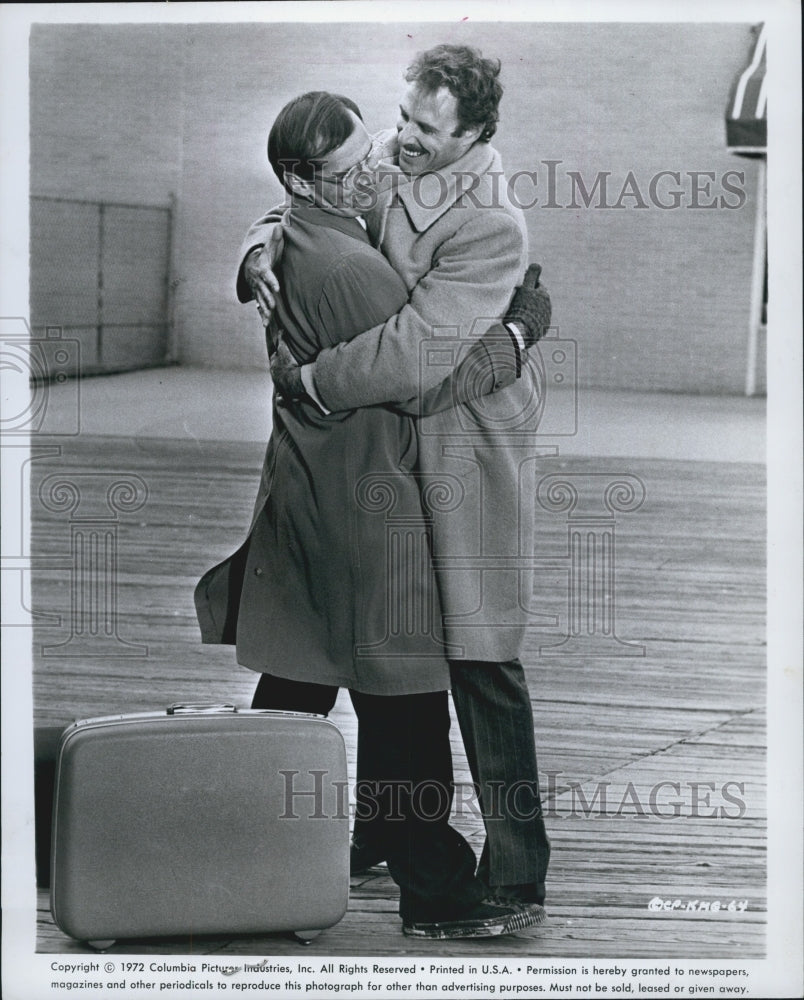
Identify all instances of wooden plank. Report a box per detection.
[30,438,766,957]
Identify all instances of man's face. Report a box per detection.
[309,113,382,217]
[396,83,481,176]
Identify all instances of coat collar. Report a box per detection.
[392,142,498,233]
[287,203,371,244]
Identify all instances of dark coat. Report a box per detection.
[196,206,451,694]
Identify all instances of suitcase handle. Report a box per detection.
[166,703,238,715]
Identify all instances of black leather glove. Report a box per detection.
[504,263,552,348]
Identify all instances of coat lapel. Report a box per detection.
[395,143,496,233]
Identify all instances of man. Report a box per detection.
[238,45,552,910]
[198,91,548,939]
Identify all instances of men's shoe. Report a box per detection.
[350,836,385,875]
[402,898,546,939]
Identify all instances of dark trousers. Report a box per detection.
[34,726,65,888]
[251,674,485,922]
[449,659,550,897]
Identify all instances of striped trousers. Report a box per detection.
[449,658,551,898]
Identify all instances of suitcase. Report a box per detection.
[49,704,349,946]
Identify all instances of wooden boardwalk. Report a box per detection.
[31,436,766,958]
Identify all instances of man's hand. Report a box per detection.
[270,338,304,403]
[504,263,552,348]
[244,226,284,324]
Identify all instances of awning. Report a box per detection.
[727,24,768,396]
[726,24,767,156]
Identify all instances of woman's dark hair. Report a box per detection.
[268,91,363,191]
[405,44,502,143]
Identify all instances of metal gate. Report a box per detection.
[29,195,173,377]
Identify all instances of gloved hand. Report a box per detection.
[504,263,552,348]
[270,338,304,403]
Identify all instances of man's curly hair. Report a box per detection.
[404,44,503,143]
